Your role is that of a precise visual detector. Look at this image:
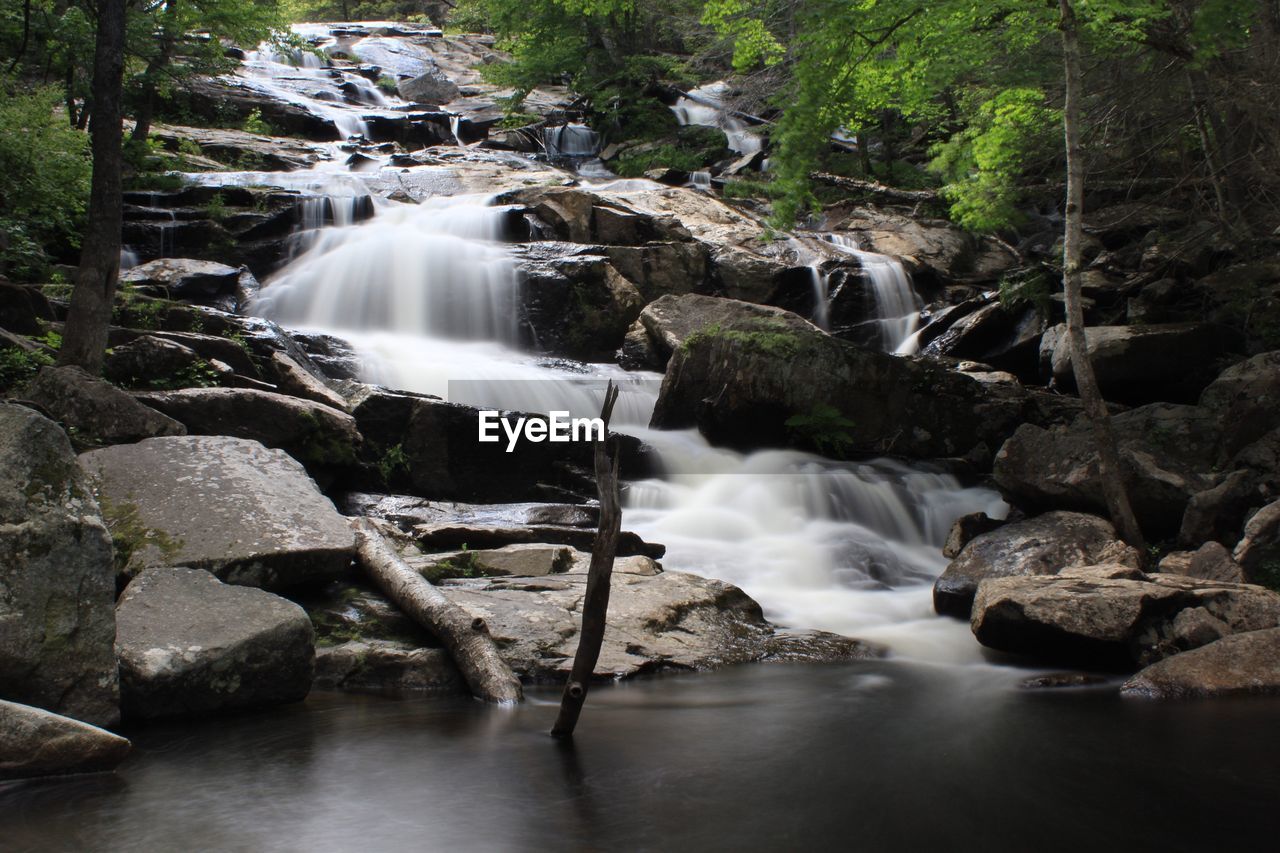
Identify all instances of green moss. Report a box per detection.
[420,550,486,583]
[98,494,184,576]
[375,442,410,485]
[682,319,806,359]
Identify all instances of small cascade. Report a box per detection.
[825,233,923,354]
[670,82,763,155]
[688,170,712,191]
[120,247,139,271]
[808,266,831,331]
[543,124,600,159]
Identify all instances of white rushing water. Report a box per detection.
[670,82,763,156]
[823,233,924,355]
[252,189,1005,664]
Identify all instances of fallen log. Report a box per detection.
[551,382,623,738]
[810,172,940,203]
[353,517,523,704]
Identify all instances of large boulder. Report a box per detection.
[103,335,215,389]
[970,565,1280,670]
[24,366,186,445]
[438,552,882,681]
[1158,541,1245,584]
[80,436,355,589]
[134,387,360,473]
[933,512,1140,618]
[120,258,256,312]
[516,247,644,360]
[1040,322,1242,405]
[650,300,1025,459]
[993,403,1220,538]
[0,404,119,727]
[0,700,131,782]
[1234,499,1280,588]
[626,293,819,371]
[1199,350,1280,460]
[1121,628,1280,699]
[921,300,1046,381]
[115,568,314,719]
[397,65,460,104]
[314,642,463,693]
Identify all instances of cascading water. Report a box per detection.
[543,124,601,159]
[253,191,1006,664]
[239,29,374,140]
[825,233,924,354]
[670,82,763,156]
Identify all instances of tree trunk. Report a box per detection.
[1058,0,1147,553]
[131,0,180,145]
[353,518,523,704]
[551,383,623,739]
[59,0,126,374]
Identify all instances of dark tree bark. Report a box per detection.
[59,0,127,374]
[1059,0,1147,553]
[131,0,181,145]
[551,383,623,739]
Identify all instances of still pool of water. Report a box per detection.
[3,660,1277,852]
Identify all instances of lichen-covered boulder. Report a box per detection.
[80,436,355,589]
[115,568,315,719]
[0,404,119,727]
[0,699,131,781]
[24,365,186,445]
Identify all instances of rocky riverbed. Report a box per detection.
[3,20,1280,785]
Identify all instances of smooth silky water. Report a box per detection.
[8,26,1276,848]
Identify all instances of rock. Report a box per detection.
[516,248,644,360]
[23,366,187,446]
[341,384,655,503]
[993,403,1220,538]
[149,124,327,171]
[1178,469,1262,547]
[0,404,119,727]
[1158,541,1244,584]
[268,352,351,412]
[458,544,576,577]
[314,641,463,693]
[120,258,255,311]
[1234,499,1280,588]
[934,511,1139,618]
[1019,672,1112,689]
[108,327,260,378]
[0,700,131,782]
[651,299,1025,460]
[711,246,788,303]
[115,568,315,719]
[1120,628,1280,699]
[496,186,693,247]
[600,242,713,302]
[438,554,881,681]
[134,387,360,473]
[338,493,599,529]
[1041,322,1243,405]
[941,511,1005,559]
[1199,350,1280,459]
[970,565,1280,670]
[630,293,819,371]
[0,282,56,335]
[412,522,665,560]
[103,335,214,389]
[922,300,1046,381]
[80,436,355,589]
[398,65,460,104]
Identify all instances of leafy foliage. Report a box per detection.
[785,403,856,459]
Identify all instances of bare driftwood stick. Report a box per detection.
[550,382,623,738]
[810,172,940,203]
[354,517,524,704]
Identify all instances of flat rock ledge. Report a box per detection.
[0,699,131,782]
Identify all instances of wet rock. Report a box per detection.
[517,249,644,360]
[1158,542,1245,584]
[455,544,576,577]
[80,436,355,589]
[651,300,1025,460]
[24,366,186,446]
[711,246,788,303]
[993,404,1220,538]
[0,405,119,727]
[1019,672,1112,689]
[0,700,131,782]
[1234,499,1280,587]
[438,554,881,681]
[496,186,693,246]
[178,76,339,140]
[398,65,461,104]
[134,387,360,474]
[934,511,1139,618]
[108,328,260,378]
[600,242,713,302]
[314,641,463,693]
[629,293,819,371]
[268,352,351,412]
[941,512,1005,559]
[338,493,599,529]
[115,568,314,719]
[970,565,1280,670]
[1121,627,1280,699]
[149,124,327,171]
[922,300,1046,381]
[1040,322,1243,405]
[290,331,363,381]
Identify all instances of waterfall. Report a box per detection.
[688,170,712,191]
[825,234,923,354]
[670,82,763,156]
[808,266,831,331]
[543,124,601,159]
[252,192,1006,663]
